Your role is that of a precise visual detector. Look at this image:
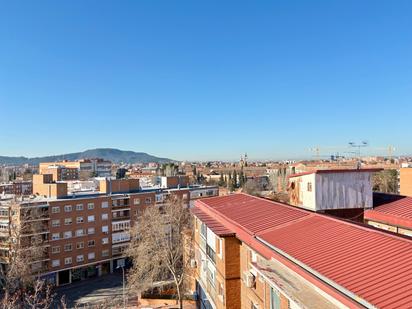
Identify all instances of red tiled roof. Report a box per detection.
[196,193,412,309]
[288,168,383,178]
[191,207,234,237]
[365,196,412,229]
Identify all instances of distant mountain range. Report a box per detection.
[0,148,175,165]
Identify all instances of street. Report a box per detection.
[55,272,126,308]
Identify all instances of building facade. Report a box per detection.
[191,193,412,309]
[0,175,219,286]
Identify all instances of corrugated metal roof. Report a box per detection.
[191,207,235,237]
[365,195,412,229]
[197,193,412,308]
[198,194,310,235]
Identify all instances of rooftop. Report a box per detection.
[365,193,412,229]
[194,193,412,308]
[288,168,382,178]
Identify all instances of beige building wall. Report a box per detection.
[400,168,412,197]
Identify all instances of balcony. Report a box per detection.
[112,198,130,208]
[112,210,131,221]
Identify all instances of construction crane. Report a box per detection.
[308,146,342,160]
[370,145,396,160]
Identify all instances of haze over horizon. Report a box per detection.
[1,1,411,160]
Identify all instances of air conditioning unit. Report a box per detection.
[243,271,255,288]
[190,258,197,268]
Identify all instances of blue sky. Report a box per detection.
[0,1,411,161]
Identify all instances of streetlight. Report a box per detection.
[116,264,126,309]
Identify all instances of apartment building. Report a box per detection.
[191,193,412,309]
[0,175,219,286]
[39,158,112,178]
[0,180,32,195]
[39,164,79,181]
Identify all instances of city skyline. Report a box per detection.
[1,1,412,160]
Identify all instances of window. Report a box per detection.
[52,233,60,240]
[87,203,94,210]
[112,232,131,244]
[87,227,95,235]
[200,223,207,238]
[87,240,95,247]
[133,198,140,205]
[52,259,60,267]
[51,246,60,254]
[145,197,152,204]
[64,205,72,212]
[101,201,108,208]
[75,229,84,237]
[64,243,72,251]
[206,244,216,263]
[64,257,72,265]
[52,206,60,214]
[156,194,163,203]
[87,215,95,222]
[101,213,109,220]
[76,204,83,211]
[88,252,95,260]
[76,216,84,224]
[76,242,84,249]
[102,249,109,257]
[307,182,312,192]
[216,238,222,258]
[76,255,84,262]
[270,287,280,309]
[63,231,72,239]
[112,221,130,231]
[52,220,60,227]
[64,218,72,225]
[102,226,109,234]
[102,237,109,245]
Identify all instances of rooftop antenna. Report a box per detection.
[349,141,368,168]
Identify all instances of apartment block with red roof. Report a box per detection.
[191,193,412,309]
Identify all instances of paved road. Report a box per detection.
[55,272,127,308]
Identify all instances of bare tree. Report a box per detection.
[372,170,398,194]
[0,200,55,309]
[127,195,193,309]
[242,179,260,196]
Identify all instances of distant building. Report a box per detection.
[39,164,79,181]
[0,181,32,195]
[156,176,189,189]
[39,158,112,178]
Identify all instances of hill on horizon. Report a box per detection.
[0,148,175,165]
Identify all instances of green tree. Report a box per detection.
[232,170,238,189]
[218,173,225,186]
[239,168,245,187]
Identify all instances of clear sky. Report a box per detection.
[1,1,411,161]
